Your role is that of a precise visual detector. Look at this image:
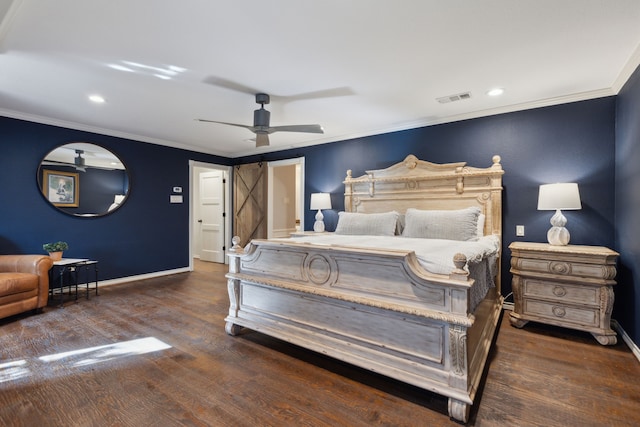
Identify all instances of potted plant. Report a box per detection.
[43,241,69,261]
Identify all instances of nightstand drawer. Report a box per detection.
[524,299,599,327]
[516,258,611,280]
[523,279,599,306]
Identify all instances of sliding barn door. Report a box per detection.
[233,162,267,246]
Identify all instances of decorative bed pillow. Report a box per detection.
[335,211,399,236]
[402,207,481,241]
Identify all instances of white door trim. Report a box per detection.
[189,160,232,269]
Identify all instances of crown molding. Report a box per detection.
[242,87,615,158]
[0,86,621,159]
[0,108,229,157]
[612,42,640,94]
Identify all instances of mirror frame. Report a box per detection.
[38,142,130,217]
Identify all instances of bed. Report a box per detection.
[225,154,504,422]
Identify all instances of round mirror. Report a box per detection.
[38,142,130,217]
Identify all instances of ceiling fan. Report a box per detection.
[74,149,86,172]
[197,93,324,147]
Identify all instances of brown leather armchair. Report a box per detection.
[0,255,53,320]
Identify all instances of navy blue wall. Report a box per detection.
[3,94,629,341]
[1,116,231,279]
[616,63,640,344]
[240,97,617,307]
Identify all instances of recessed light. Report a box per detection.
[88,95,106,103]
[487,88,504,97]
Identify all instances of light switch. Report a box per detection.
[170,195,183,203]
[516,225,525,236]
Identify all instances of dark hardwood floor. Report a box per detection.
[1,260,638,427]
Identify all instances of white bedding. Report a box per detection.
[281,234,500,275]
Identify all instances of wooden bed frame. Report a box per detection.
[225,154,504,422]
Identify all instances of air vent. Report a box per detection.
[436,92,472,104]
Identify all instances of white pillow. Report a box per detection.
[402,207,481,241]
[335,211,399,236]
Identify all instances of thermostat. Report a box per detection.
[173,186,182,193]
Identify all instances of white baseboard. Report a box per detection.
[612,319,640,363]
[97,267,191,288]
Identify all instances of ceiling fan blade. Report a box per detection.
[203,76,353,103]
[196,119,256,132]
[268,124,324,134]
[255,133,269,147]
[202,76,260,95]
[282,87,355,103]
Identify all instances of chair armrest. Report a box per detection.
[0,255,53,276]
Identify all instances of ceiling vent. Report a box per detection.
[436,92,472,104]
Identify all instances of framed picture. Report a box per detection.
[43,170,79,207]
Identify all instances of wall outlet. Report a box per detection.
[516,225,525,236]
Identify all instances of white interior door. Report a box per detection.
[199,170,225,263]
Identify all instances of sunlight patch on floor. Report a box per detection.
[0,337,172,383]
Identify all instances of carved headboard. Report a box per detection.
[343,154,504,237]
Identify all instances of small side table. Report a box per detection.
[509,242,619,345]
[49,258,99,307]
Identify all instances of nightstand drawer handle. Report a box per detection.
[552,286,567,297]
[552,306,566,317]
[550,262,571,274]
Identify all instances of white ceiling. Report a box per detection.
[1,0,640,158]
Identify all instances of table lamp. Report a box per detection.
[310,193,331,232]
[537,183,581,245]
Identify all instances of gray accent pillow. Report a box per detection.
[402,207,481,241]
[335,211,399,236]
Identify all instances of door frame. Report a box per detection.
[189,160,232,269]
[267,157,305,238]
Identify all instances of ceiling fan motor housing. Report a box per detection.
[75,150,85,167]
[254,107,270,128]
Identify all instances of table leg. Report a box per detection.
[58,268,65,307]
[94,263,99,296]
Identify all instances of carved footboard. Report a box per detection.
[225,238,502,423]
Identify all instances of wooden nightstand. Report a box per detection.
[508,241,619,345]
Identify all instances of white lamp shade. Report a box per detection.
[310,193,332,210]
[537,183,581,211]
